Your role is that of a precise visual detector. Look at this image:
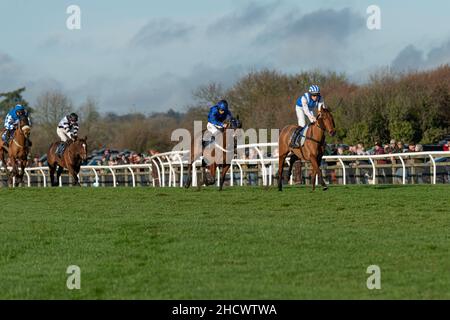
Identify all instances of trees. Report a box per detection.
[0,87,31,115]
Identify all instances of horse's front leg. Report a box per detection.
[8,158,17,187]
[287,154,298,184]
[317,156,328,191]
[56,166,64,187]
[219,164,231,191]
[16,159,26,186]
[310,156,327,191]
[184,164,192,188]
[68,166,80,187]
[309,157,321,192]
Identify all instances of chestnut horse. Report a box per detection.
[184,117,242,191]
[278,107,336,191]
[0,115,31,187]
[47,137,88,187]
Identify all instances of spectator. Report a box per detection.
[117,154,128,165]
[443,140,450,152]
[396,141,406,153]
[373,142,388,183]
[104,148,111,161]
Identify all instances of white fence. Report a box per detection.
[2,143,450,187]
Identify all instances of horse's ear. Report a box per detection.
[84,136,88,141]
[236,115,240,120]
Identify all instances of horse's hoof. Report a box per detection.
[323,187,328,191]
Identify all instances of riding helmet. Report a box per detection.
[308,85,321,95]
[69,113,79,122]
[217,100,228,111]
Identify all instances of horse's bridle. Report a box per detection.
[314,112,327,132]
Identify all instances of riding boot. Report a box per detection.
[202,135,216,148]
[290,127,303,148]
[56,142,66,157]
[4,130,12,145]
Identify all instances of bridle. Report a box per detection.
[12,123,30,149]
[301,110,329,146]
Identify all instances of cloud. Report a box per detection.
[256,8,365,44]
[100,64,246,114]
[130,19,195,47]
[391,45,424,72]
[392,41,450,72]
[208,1,281,35]
[0,51,23,90]
[253,8,366,70]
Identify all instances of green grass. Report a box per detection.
[0,185,449,299]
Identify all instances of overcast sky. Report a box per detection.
[1,0,450,114]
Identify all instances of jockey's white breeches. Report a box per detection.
[207,122,221,135]
[296,105,307,127]
[57,128,71,142]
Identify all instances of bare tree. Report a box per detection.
[34,91,73,126]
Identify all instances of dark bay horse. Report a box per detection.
[184,117,242,191]
[47,137,88,186]
[0,115,31,187]
[278,107,336,191]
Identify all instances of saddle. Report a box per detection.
[290,125,309,148]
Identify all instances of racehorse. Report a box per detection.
[184,117,242,191]
[0,115,31,187]
[47,137,88,187]
[278,107,336,191]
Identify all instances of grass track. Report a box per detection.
[0,185,449,299]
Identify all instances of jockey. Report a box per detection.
[55,113,79,156]
[207,100,233,134]
[206,100,233,142]
[2,104,32,146]
[296,85,325,127]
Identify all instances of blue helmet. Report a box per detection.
[217,100,228,112]
[308,85,320,95]
[15,104,25,111]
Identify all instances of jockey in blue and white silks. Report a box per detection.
[207,100,233,135]
[295,85,325,127]
[2,104,31,144]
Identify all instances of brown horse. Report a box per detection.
[0,116,31,187]
[184,117,242,191]
[47,137,88,187]
[278,107,336,191]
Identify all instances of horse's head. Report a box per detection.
[74,136,88,161]
[226,115,242,129]
[317,107,336,137]
[18,115,31,138]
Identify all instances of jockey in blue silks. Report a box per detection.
[204,100,233,146]
[292,85,326,147]
[2,104,32,145]
[295,85,325,127]
[207,100,233,134]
